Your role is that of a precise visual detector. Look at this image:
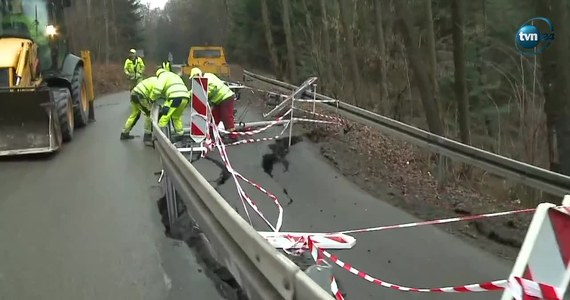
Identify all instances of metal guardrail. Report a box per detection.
[151,119,334,300]
[243,70,570,197]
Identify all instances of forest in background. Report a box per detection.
[64,0,143,62]
[66,0,570,203]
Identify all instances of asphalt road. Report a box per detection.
[191,96,514,300]
[0,92,224,300]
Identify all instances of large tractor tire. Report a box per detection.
[71,65,90,127]
[54,88,75,142]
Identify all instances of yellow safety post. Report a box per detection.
[80,50,96,121]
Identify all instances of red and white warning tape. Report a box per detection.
[221,108,292,136]
[330,274,345,300]
[332,207,536,235]
[208,107,284,231]
[307,238,562,299]
[226,119,292,147]
[294,107,345,123]
[225,136,280,146]
[292,117,340,125]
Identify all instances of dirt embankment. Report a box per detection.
[91,62,158,96]
[92,64,130,95]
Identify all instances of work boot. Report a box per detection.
[143,133,153,146]
[120,132,135,140]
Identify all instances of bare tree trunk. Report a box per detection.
[86,0,91,19]
[110,0,119,60]
[260,0,281,77]
[338,0,361,105]
[374,0,389,105]
[539,0,570,176]
[300,0,319,76]
[84,0,92,54]
[319,0,332,84]
[451,0,470,145]
[281,0,298,83]
[393,0,444,135]
[222,0,232,23]
[103,0,110,64]
[422,0,438,95]
[333,1,342,67]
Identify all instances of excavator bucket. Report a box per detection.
[0,89,59,156]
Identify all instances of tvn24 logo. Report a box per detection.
[515,17,555,56]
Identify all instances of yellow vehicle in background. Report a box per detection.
[182,46,230,80]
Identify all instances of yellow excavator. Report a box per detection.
[0,0,93,156]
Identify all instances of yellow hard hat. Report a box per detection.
[129,48,136,54]
[156,68,166,77]
[189,67,202,78]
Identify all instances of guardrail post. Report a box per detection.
[288,93,295,147]
[164,173,179,228]
[311,83,317,114]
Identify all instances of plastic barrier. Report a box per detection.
[501,196,570,300]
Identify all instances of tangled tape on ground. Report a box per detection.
[275,207,538,256]
[207,106,285,232]
[331,207,537,235]
[307,238,563,299]
[330,274,345,300]
[192,102,564,299]
[287,206,563,299]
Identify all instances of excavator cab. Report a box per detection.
[0,0,91,156]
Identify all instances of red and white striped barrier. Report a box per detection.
[190,77,209,144]
[501,197,570,300]
[258,232,356,250]
[307,237,563,299]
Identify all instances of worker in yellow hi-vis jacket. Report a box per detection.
[151,68,190,142]
[120,76,157,143]
[123,49,145,89]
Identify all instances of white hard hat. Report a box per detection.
[189,67,202,78]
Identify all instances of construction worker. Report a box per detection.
[120,76,157,142]
[152,68,190,142]
[123,49,145,89]
[189,67,236,141]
